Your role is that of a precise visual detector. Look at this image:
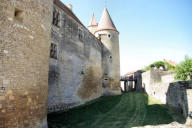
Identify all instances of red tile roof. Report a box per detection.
[125,70,137,76]
[163,59,177,67]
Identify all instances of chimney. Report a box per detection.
[67,4,72,11]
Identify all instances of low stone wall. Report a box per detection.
[142,69,175,103]
[167,81,192,118]
[142,69,192,123]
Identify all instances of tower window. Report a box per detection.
[14,8,24,22]
[52,9,60,27]
[109,56,112,63]
[50,43,57,59]
[108,34,111,38]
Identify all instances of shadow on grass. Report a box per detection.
[48,92,186,128]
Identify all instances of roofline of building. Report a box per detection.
[53,0,109,44]
[94,28,119,34]
[54,0,85,27]
[88,24,98,27]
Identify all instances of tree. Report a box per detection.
[175,56,192,81]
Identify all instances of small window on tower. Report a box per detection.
[109,56,112,63]
[50,43,57,59]
[108,34,111,38]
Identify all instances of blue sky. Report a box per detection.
[61,0,192,75]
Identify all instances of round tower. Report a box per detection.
[88,13,98,34]
[95,8,121,95]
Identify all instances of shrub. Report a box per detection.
[143,61,175,71]
[175,56,192,81]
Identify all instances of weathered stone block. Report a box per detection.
[0,0,53,127]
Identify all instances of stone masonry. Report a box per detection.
[48,0,103,112]
[142,69,175,103]
[48,0,121,112]
[167,81,192,125]
[142,69,192,125]
[0,0,52,128]
[0,0,121,126]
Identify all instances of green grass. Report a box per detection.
[48,92,185,128]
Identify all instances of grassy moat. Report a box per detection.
[48,92,185,128]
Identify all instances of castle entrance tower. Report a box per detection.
[0,0,52,127]
[95,8,121,95]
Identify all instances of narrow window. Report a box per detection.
[78,29,83,41]
[50,43,57,59]
[109,56,112,63]
[14,8,24,22]
[53,9,60,27]
[0,80,5,92]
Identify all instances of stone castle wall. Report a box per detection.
[0,0,52,128]
[48,0,103,113]
[142,69,175,103]
[166,81,192,118]
[142,70,192,122]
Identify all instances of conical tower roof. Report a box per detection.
[96,8,118,32]
[88,13,97,27]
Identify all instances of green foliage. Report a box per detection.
[143,66,151,71]
[150,61,165,69]
[143,61,175,71]
[175,56,192,81]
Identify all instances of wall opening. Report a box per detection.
[189,112,192,118]
[104,78,108,81]
[109,56,112,63]
[14,8,24,22]
[78,29,83,41]
[50,43,57,59]
[0,87,5,92]
[52,9,60,27]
